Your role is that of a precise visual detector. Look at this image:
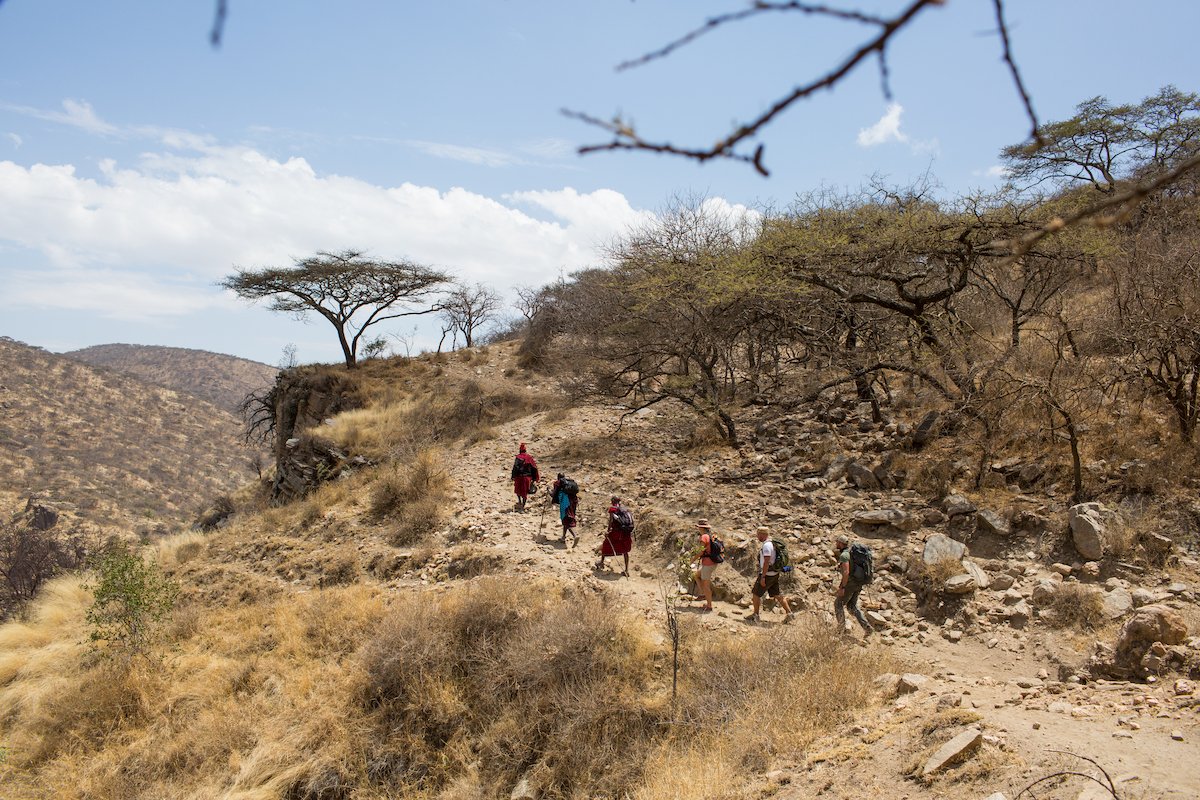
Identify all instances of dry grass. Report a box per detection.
[1043,582,1107,630]
[0,570,894,800]
[368,449,452,546]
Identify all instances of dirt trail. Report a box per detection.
[419,364,1200,799]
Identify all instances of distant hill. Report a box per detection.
[65,343,277,413]
[0,337,255,529]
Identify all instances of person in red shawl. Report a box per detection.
[510,442,539,512]
[596,495,633,576]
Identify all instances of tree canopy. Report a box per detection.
[222,249,451,367]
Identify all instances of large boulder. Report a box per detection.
[1113,604,1188,675]
[1068,502,1120,560]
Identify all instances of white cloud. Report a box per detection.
[0,98,120,136]
[406,140,525,167]
[0,141,664,318]
[856,103,940,156]
[6,132,21,148]
[857,103,908,147]
[973,164,1010,179]
[4,267,236,320]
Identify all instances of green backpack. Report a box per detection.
[770,538,792,573]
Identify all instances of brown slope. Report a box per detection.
[65,343,277,413]
[0,337,254,529]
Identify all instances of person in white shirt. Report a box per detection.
[748,525,794,625]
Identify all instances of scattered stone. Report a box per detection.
[944,494,976,517]
[976,510,1011,537]
[1174,679,1195,696]
[847,462,882,490]
[962,559,991,590]
[945,574,977,595]
[1051,563,1072,576]
[1102,588,1134,620]
[937,693,963,710]
[898,673,930,694]
[921,727,983,777]
[924,533,967,565]
[1172,731,1185,741]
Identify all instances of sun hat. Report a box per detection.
[696,518,712,529]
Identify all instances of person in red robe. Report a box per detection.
[510,442,539,511]
[597,495,633,576]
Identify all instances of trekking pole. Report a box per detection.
[538,497,549,540]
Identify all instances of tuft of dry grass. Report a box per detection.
[1043,582,1106,630]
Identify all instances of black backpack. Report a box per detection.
[708,535,725,564]
[561,478,579,499]
[770,538,791,573]
[613,506,634,534]
[849,542,874,584]
[512,456,534,478]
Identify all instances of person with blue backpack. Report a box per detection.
[833,534,875,637]
[694,518,723,612]
[549,473,579,545]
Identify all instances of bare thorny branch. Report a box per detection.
[568,0,1042,177]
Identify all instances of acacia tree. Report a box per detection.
[1002,86,1200,194]
[222,249,451,367]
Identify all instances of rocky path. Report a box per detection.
[435,398,1199,799]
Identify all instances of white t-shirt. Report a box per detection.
[760,539,777,576]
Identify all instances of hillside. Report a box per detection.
[0,337,255,530]
[66,343,277,413]
[0,341,1197,800]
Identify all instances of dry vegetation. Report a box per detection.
[66,343,278,414]
[0,338,256,530]
[0,571,892,800]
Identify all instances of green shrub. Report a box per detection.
[85,543,180,656]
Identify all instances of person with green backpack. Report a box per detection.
[747,525,794,625]
[833,534,875,637]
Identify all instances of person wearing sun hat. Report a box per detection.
[694,518,722,612]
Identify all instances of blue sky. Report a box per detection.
[1,1,1197,365]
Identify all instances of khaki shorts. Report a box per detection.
[699,563,717,581]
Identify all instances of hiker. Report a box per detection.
[694,518,721,612]
[510,442,539,512]
[833,534,874,637]
[550,472,579,543]
[748,525,794,625]
[597,495,633,576]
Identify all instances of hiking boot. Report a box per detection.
[782,612,795,625]
[745,613,760,625]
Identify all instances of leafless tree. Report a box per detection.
[438,283,501,349]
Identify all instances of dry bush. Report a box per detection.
[445,544,500,580]
[681,419,727,451]
[1043,583,1106,630]
[357,579,663,798]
